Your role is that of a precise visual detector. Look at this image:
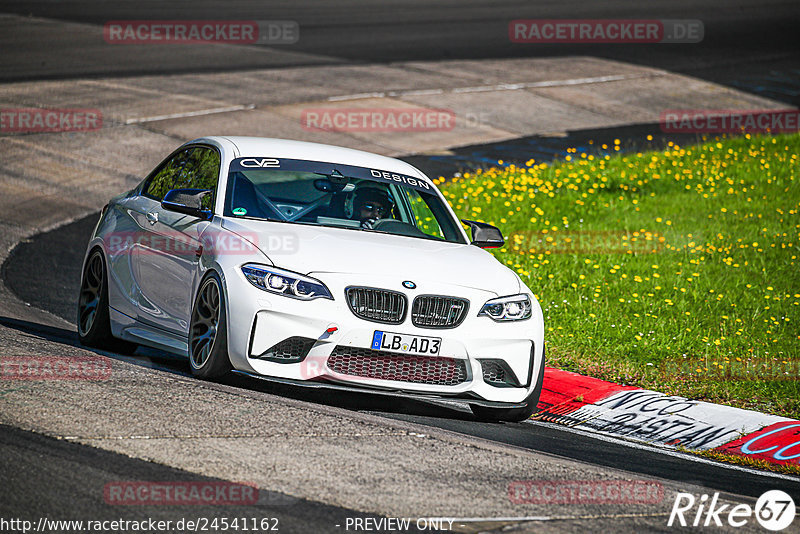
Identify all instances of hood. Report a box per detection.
[221,217,520,294]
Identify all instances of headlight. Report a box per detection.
[478,294,532,321]
[241,264,333,300]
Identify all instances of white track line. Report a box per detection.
[124,104,255,124]
[425,512,668,523]
[328,91,386,102]
[326,73,660,102]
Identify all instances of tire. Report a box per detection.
[188,272,232,379]
[77,248,138,354]
[471,352,546,422]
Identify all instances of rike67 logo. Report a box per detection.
[668,490,795,531]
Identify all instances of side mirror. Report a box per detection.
[161,188,213,220]
[462,219,504,248]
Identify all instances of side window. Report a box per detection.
[176,147,221,210]
[403,188,446,240]
[144,148,193,201]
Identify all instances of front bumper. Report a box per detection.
[223,269,545,405]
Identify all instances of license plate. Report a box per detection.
[372,331,441,355]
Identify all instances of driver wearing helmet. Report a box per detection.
[348,182,395,227]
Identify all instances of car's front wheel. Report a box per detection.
[188,272,232,379]
[77,248,137,354]
[470,353,545,422]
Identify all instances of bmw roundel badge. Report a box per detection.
[402,281,416,289]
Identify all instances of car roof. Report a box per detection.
[190,136,430,181]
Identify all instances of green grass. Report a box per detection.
[438,133,800,419]
[679,446,800,476]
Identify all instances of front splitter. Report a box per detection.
[231,370,526,409]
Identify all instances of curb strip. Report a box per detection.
[535,368,798,466]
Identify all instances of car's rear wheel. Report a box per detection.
[470,353,545,422]
[189,272,232,379]
[77,249,137,354]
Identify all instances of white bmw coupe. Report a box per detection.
[78,137,545,421]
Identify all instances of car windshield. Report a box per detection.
[223,157,466,244]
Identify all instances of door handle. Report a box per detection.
[146,211,158,225]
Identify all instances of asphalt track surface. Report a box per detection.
[2,0,800,529]
[1,0,799,107]
[0,424,411,533]
[4,174,800,507]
